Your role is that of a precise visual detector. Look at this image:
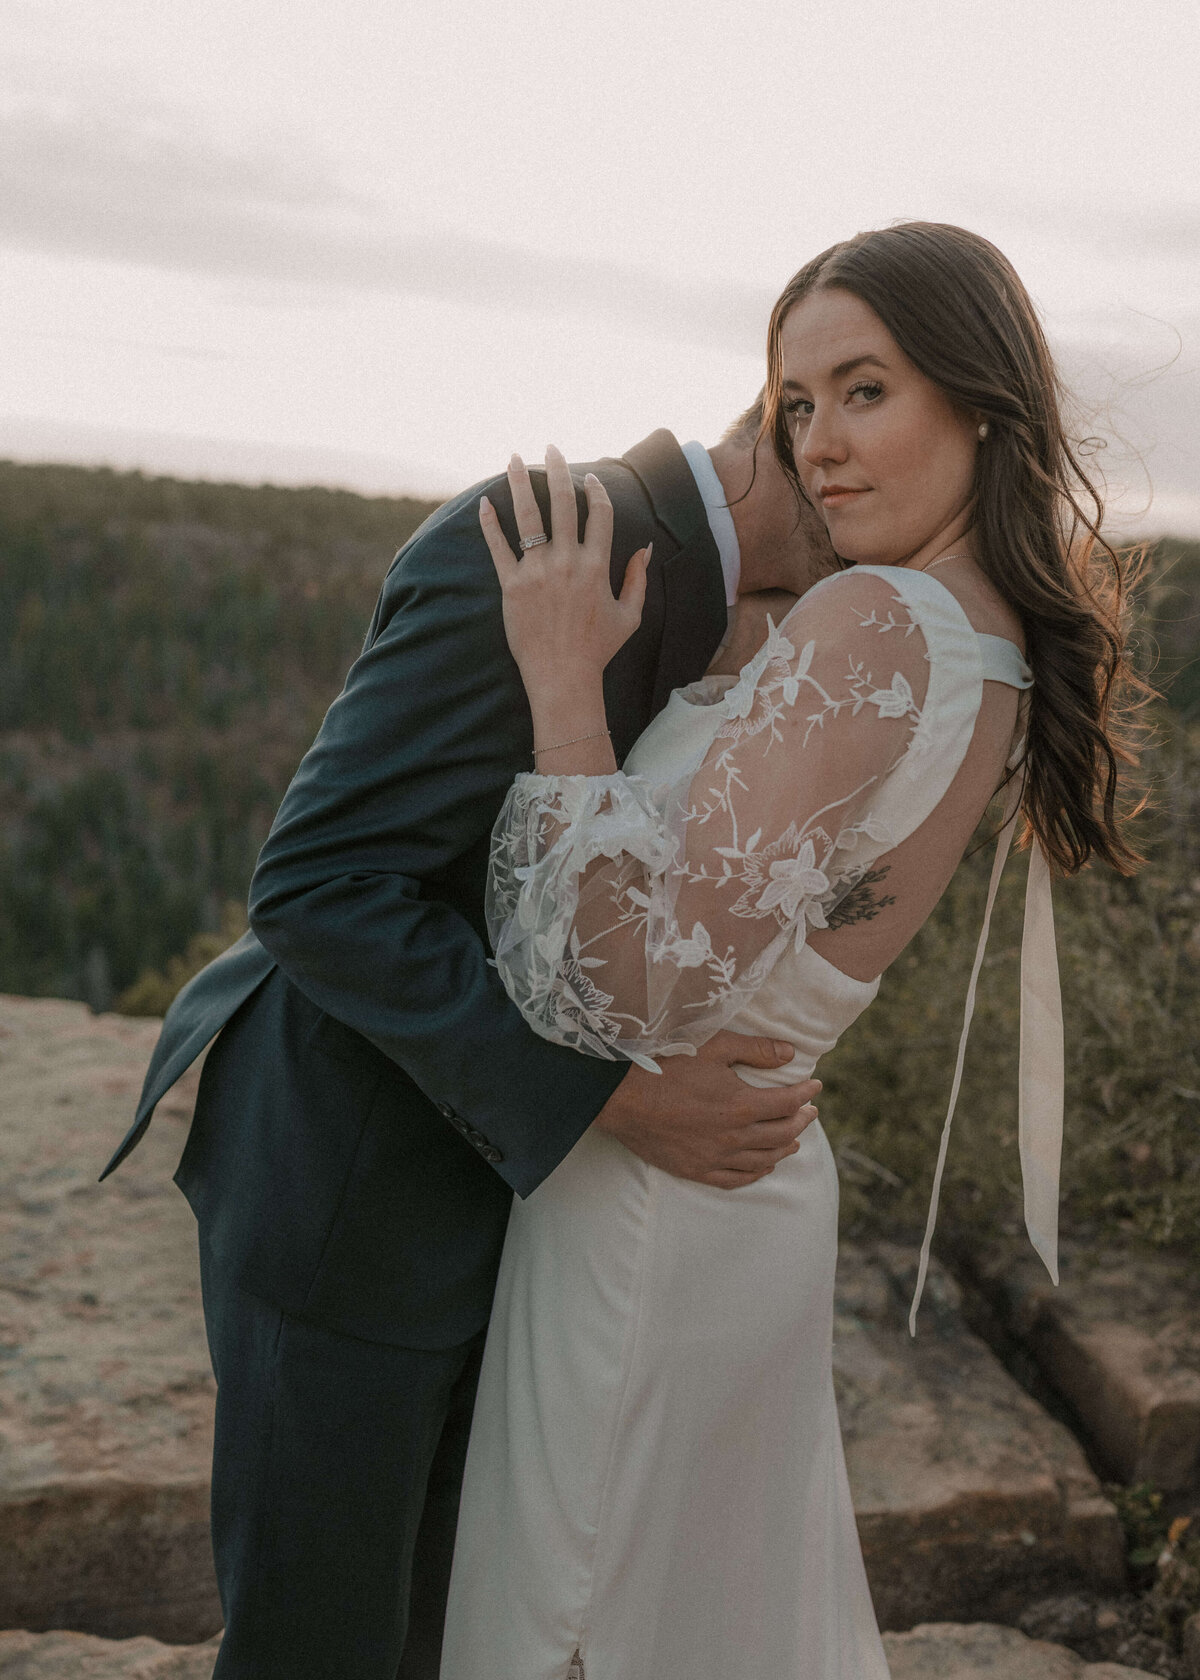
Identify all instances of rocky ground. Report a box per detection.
[0,996,217,1643]
[956,1239,1200,1497]
[1,994,1197,1678]
[835,1244,1124,1628]
[0,1623,1174,1677]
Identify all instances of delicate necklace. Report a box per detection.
[920,551,971,572]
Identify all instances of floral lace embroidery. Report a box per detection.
[486,577,928,1067]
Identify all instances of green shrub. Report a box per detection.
[115,900,248,1017]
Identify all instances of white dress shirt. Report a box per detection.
[681,441,741,608]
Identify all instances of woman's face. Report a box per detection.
[779,286,980,568]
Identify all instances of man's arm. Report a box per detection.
[249,489,637,1197]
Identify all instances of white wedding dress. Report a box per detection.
[439,565,1058,1680]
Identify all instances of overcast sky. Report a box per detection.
[3,0,1199,531]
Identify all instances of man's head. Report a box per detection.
[709,392,837,597]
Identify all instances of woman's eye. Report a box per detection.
[848,381,883,404]
[784,397,814,421]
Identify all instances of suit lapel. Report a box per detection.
[651,532,729,714]
[99,929,275,1179]
[622,429,718,552]
[621,429,728,714]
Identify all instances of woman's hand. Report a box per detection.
[480,445,651,702]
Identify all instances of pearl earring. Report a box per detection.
[978,422,989,440]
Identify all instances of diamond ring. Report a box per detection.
[519,534,549,550]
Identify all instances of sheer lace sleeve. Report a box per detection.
[485,571,934,1068]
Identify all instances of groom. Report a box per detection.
[101,406,833,1679]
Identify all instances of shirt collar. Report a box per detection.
[681,441,741,608]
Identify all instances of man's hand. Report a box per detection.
[593,1033,820,1189]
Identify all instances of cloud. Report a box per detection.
[0,413,453,499]
[1053,336,1200,534]
[1073,206,1200,265]
[2,100,1195,524]
[0,101,773,352]
[962,182,1200,268]
[6,98,1195,359]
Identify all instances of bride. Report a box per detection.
[442,223,1144,1679]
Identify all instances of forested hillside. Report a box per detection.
[2,458,1197,1253]
[3,457,1198,1013]
[0,460,439,1009]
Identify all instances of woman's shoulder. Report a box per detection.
[773,567,940,676]
[779,563,923,632]
[801,560,1025,655]
[907,559,1026,653]
[927,559,1025,652]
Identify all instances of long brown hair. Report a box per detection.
[762,221,1149,876]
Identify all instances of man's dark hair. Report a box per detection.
[722,391,765,446]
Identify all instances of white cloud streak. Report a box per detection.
[2,96,1195,527]
[0,102,774,353]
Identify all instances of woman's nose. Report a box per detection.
[798,406,847,469]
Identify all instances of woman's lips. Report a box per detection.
[820,487,869,510]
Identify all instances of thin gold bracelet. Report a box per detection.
[532,728,611,760]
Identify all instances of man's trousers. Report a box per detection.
[198,1235,486,1679]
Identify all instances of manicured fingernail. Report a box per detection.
[546,443,561,459]
[585,472,600,485]
[773,1040,794,1059]
[510,453,524,470]
[644,542,653,563]
[479,495,492,514]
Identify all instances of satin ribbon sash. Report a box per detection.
[907,768,1063,1335]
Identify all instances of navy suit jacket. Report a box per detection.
[100,430,728,1348]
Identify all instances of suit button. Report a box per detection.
[465,1127,488,1148]
[481,1145,505,1163]
[437,1101,457,1119]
